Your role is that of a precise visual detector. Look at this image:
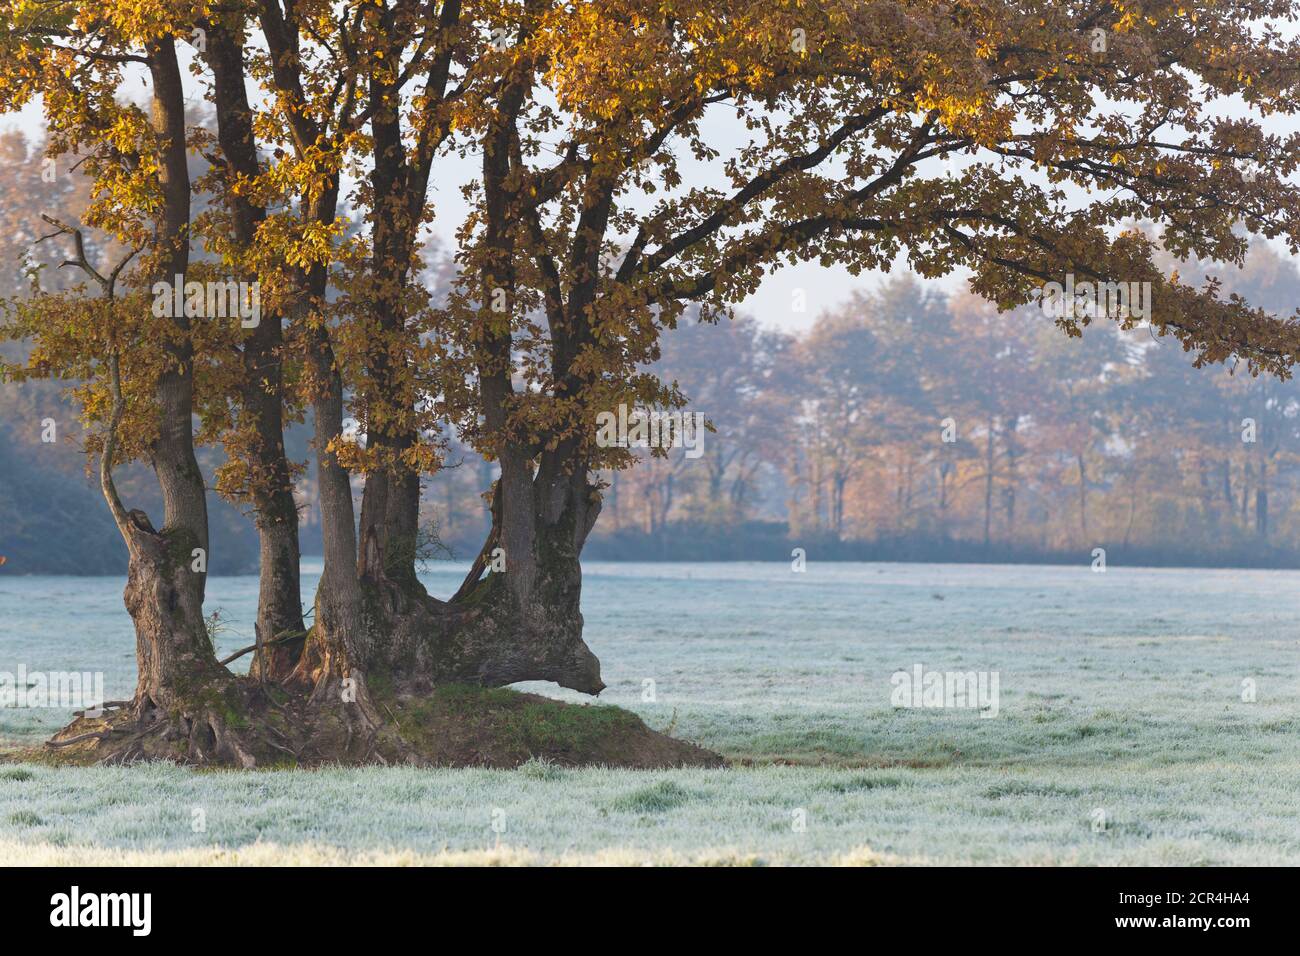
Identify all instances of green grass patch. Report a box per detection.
[609,780,697,813]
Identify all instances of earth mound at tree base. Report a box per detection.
[12,683,725,770]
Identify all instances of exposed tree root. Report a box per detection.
[29,677,724,770]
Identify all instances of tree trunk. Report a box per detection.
[1122,477,1137,548]
[327,456,604,696]
[904,459,914,523]
[659,470,675,537]
[444,456,604,692]
[707,456,725,503]
[206,22,304,679]
[250,496,305,679]
[294,266,367,692]
[356,34,423,590]
[241,0,372,708]
[47,36,280,768]
[351,89,608,696]
[299,84,606,698]
[133,37,225,713]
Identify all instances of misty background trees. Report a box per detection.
[601,242,1300,565]
[5,116,1299,573]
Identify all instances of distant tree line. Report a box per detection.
[592,241,1300,568]
[3,121,1300,573]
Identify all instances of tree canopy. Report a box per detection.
[5,0,1300,765]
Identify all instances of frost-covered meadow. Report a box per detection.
[2,560,1298,865]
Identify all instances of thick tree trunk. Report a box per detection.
[248,1,369,700]
[134,37,225,712]
[206,22,305,680]
[293,256,369,694]
[43,39,253,766]
[305,36,604,701]
[44,0,658,769]
[119,511,230,710]
[356,39,423,589]
[354,0,464,590]
[250,494,304,679]
[349,458,604,695]
[97,351,228,719]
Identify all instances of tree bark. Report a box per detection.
[251,0,370,703]
[298,3,602,700]
[293,220,368,694]
[131,37,226,713]
[354,70,608,696]
[206,22,305,679]
[354,0,463,589]
[355,77,420,586]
